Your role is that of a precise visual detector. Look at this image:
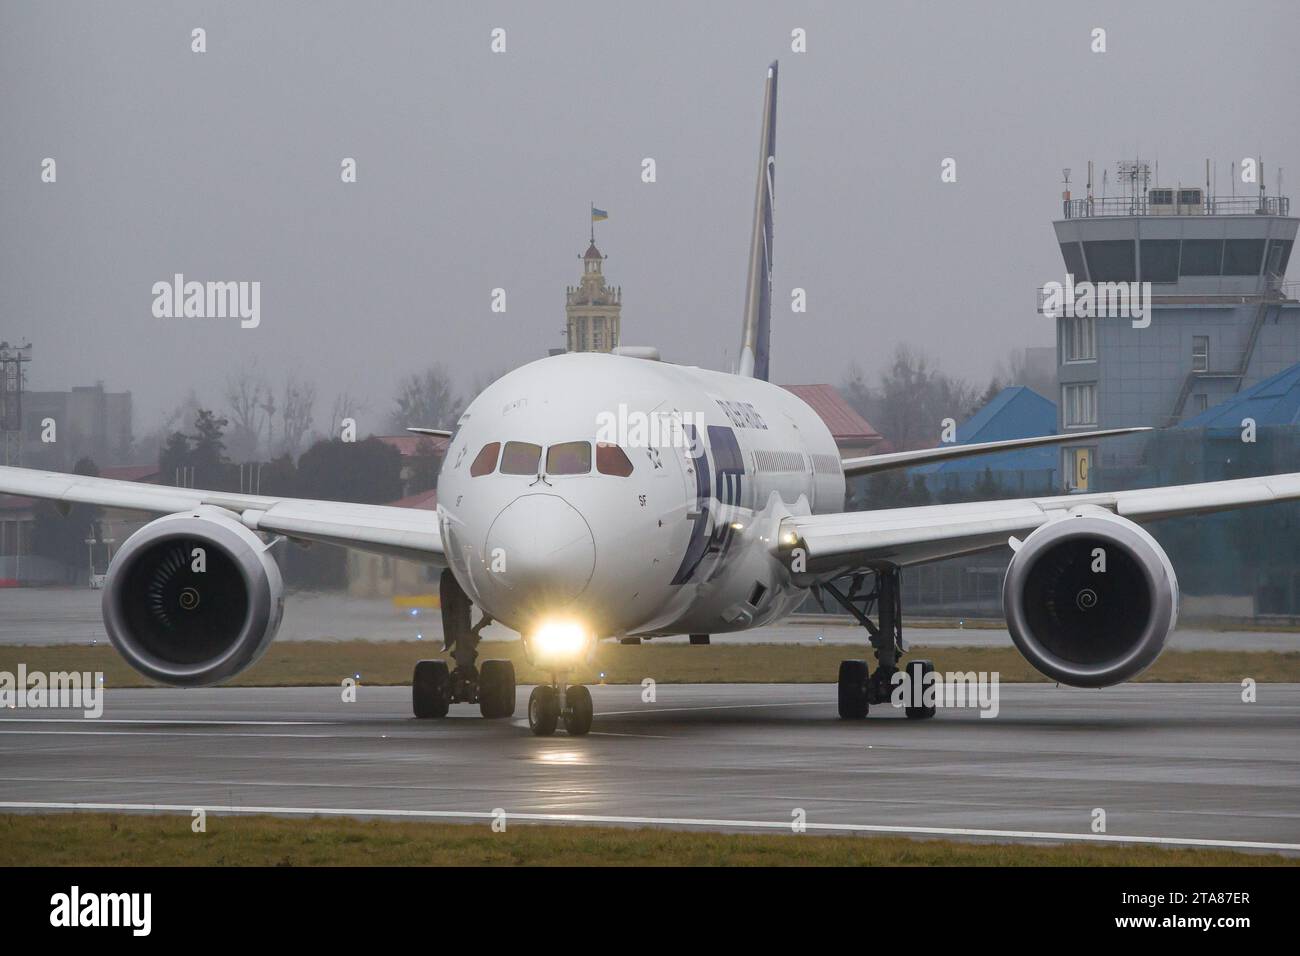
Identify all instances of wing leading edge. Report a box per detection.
[0,465,445,565]
[839,426,1150,477]
[779,471,1300,576]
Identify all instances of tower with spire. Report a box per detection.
[565,238,622,353]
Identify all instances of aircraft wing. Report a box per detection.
[0,465,445,564]
[839,426,1149,477]
[778,472,1300,575]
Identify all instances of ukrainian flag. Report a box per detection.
[591,207,609,222]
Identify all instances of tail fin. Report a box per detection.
[738,60,777,381]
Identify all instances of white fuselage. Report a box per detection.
[436,352,844,639]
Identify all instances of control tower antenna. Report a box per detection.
[1116,158,1151,214]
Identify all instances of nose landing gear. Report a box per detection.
[527,678,593,737]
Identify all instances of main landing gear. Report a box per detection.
[821,566,935,720]
[527,678,593,737]
[411,569,516,720]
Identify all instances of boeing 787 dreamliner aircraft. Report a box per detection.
[4,62,1298,735]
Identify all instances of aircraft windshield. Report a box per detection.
[500,441,542,475]
[471,440,634,477]
[469,442,500,477]
[596,442,634,477]
[546,441,592,475]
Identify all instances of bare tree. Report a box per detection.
[326,389,367,442]
[224,364,273,460]
[133,389,204,466]
[275,374,317,458]
[389,364,463,432]
[993,347,1057,399]
[872,344,977,451]
[467,366,511,404]
[840,361,875,424]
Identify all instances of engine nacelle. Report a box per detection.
[1003,512,1177,688]
[102,507,284,686]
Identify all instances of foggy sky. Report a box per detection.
[1,0,1297,442]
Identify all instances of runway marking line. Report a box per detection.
[598,700,824,717]
[1,800,1296,853]
[0,718,339,726]
[0,730,340,739]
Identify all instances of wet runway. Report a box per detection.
[2,683,1298,853]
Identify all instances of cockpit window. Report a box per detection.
[500,441,542,475]
[469,442,500,477]
[596,442,635,477]
[546,441,591,475]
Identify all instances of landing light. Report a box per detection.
[530,619,593,665]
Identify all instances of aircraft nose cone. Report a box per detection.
[483,494,595,608]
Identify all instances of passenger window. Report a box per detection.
[596,442,634,477]
[546,441,592,475]
[500,441,542,475]
[469,442,500,477]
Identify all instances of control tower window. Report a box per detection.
[1140,239,1180,283]
[500,441,542,475]
[469,442,500,477]
[1180,239,1223,276]
[1265,239,1293,276]
[596,442,635,477]
[1082,240,1136,282]
[1223,239,1265,276]
[546,441,592,475]
[1059,242,1087,280]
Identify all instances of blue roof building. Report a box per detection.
[1176,362,1300,435]
[915,386,1058,496]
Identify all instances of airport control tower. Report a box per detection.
[1046,160,1299,491]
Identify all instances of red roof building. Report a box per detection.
[99,464,160,483]
[781,384,883,459]
[374,434,450,458]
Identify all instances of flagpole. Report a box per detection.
[590,201,594,244]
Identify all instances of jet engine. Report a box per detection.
[101,507,284,686]
[1002,512,1177,688]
